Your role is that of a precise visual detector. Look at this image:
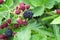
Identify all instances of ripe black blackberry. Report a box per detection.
[23,10,33,19]
[5,29,13,37]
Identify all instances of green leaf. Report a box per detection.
[44,0,55,9]
[13,36,18,40]
[55,0,60,3]
[5,0,13,7]
[32,5,44,17]
[41,15,58,21]
[13,0,20,4]
[0,13,4,25]
[14,27,31,40]
[32,27,54,37]
[31,33,47,40]
[51,16,60,24]
[13,0,31,5]
[53,25,60,40]
[0,5,8,11]
[29,0,43,7]
[0,11,10,19]
[0,28,6,34]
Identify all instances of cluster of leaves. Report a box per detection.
[0,0,60,40]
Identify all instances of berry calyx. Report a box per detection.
[5,29,13,37]
[23,10,33,19]
[22,20,28,26]
[0,0,4,4]
[17,18,23,25]
[20,4,25,11]
[25,5,30,9]
[14,23,19,28]
[6,19,11,24]
[15,9,21,15]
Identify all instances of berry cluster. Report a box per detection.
[14,18,28,28]
[0,18,28,29]
[0,0,33,29]
[15,2,30,15]
[13,2,33,28]
[0,0,4,4]
[0,2,33,40]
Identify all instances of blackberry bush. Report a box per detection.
[1,0,60,40]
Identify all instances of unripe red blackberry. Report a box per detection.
[17,18,23,25]
[55,9,60,14]
[4,38,8,40]
[15,9,21,15]
[20,4,25,11]
[6,19,11,24]
[0,34,7,39]
[22,20,28,26]
[5,29,13,37]
[0,25,4,29]
[23,10,33,19]
[0,22,8,29]
[25,5,30,9]
[14,23,19,28]
[0,0,4,4]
